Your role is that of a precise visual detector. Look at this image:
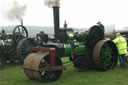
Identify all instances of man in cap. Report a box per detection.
[97,21,105,33]
[113,33,127,67]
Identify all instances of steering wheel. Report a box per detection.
[13,25,28,43]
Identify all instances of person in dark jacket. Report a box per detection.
[97,21,105,33]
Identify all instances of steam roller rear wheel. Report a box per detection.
[0,56,6,70]
[93,40,118,71]
[16,38,37,64]
[23,53,63,82]
[87,25,104,51]
[86,25,104,66]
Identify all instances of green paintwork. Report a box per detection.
[100,44,113,69]
[64,41,86,56]
[0,40,12,51]
[64,44,72,56]
[74,42,85,55]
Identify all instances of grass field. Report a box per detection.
[0,58,128,85]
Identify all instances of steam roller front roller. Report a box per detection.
[23,52,63,82]
[16,38,37,64]
[93,40,118,71]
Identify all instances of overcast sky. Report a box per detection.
[0,0,128,29]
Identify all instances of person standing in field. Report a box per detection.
[113,33,128,67]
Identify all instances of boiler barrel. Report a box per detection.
[64,42,85,56]
[0,40,12,51]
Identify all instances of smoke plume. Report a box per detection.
[7,1,27,24]
[45,0,60,7]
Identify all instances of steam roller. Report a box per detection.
[22,25,118,82]
[0,25,36,70]
[22,4,118,82]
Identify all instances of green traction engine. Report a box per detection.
[0,25,36,70]
[22,6,118,82]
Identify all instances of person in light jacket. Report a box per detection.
[113,33,128,67]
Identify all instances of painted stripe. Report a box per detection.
[119,48,127,51]
[117,42,127,44]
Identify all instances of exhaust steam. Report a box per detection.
[7,1,27,24]
[44,0,60,7]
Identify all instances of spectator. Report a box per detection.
[113,33,128,67]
